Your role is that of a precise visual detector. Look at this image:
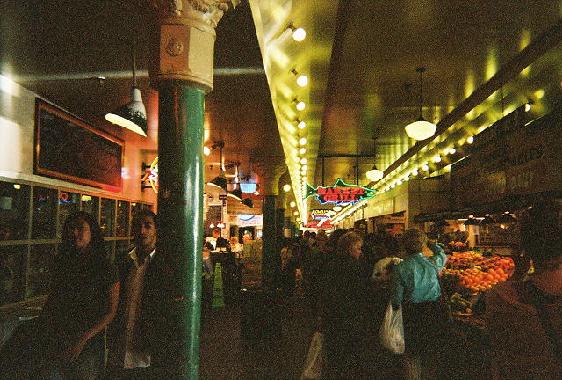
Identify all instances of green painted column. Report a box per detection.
[152,1,239,378]
[252,159,285,290]
[262,195,278,289]
[157,84,205,378]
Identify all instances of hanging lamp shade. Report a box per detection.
[366,165,384,181]
[241,198,254,208]
[228,188,243,201]
[405,67,436,141]
[105,87,147,136]
[207,176,228,191]
[405,118,436,141]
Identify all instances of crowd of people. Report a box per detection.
[280,199,561,380]
[0,198,560,380]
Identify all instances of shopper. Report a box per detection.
[321,230,370,378]
[0,211,119,380]
[390,228,447,380]
[486,200,562,379]
[106,209,159,379]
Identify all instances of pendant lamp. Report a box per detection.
[366,136,384,181]
[404,67,436,141]
[241,198,254,208]
[207,141,228,191]
[105,39,147,136]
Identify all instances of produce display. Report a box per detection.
[442,251,515,293]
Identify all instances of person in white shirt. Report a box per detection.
[106,209,158,379]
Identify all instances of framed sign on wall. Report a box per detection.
[34,99,124,192]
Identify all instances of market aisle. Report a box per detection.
[199,293,316,379]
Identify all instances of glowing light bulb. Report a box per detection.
[298,120,306,129]
[292,27,306,41]
[467,136,474,144]
[203,146,211,156]
[422,163,430,171]
[296,75,308,87]
[296,101,306,111]
[299,147,307,155]
[299,137,307,146]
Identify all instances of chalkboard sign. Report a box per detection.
[34,99,123,192]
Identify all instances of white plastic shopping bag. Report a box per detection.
[379,301,405,354]
[300,331,324,379]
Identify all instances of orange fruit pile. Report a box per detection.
[442,251,515,293]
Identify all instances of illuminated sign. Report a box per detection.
[141,157,159,193]
[305,178,376,205]
[310,209,337,220]
[305,220,334,229]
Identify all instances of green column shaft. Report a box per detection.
[158,83,205,379]
[276,207,285,263]
[262,195,277,290]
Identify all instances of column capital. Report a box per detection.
[152,0,239,91]
[252,157,286,196]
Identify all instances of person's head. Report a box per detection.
[400,229,427,256]
[337,231,363,260]
[62,211,104,254]
[212,228,221,238]
[520,199,562,272]
[326,229,347,253]
[132,209,157,254]
[230,236,239,245]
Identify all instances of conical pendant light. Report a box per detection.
[404,67,436,141]
[105,38,147,136]
[207,141,228,191]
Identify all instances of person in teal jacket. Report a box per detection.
[390,228,447,380]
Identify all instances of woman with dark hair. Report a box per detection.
[33,211,119,379]
[486,200,562,379]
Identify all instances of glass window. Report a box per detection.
[32,187,57,239]
[57,191,81,237]
[100,198,115,237]
[27,244,55,298]
[0,246,25,305]
[81,194,99,221]
[0,181,30,240]
[116,200,129,237]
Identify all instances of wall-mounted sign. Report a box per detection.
[305,178,376,205]
[305,220,334,229]
[35,99,123,192]
[310,209,337,220]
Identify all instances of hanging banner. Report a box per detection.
[305,178,376,205]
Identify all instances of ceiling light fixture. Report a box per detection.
[105,38,147,136]
[296,119,306,129]
[366,136,384,181]
[206,141,227,191]
[404,67,436,141]
[289,24,306,41]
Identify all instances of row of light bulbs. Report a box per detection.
[281,24,309,224]
[333,102,532,225]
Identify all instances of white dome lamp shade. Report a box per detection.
[366,136,384,182]
[366,166,384,181]
[404,67,436,141]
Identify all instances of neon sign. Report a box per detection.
[305,178,376,205]
[310,209,337,220]
[141,157,159,193]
